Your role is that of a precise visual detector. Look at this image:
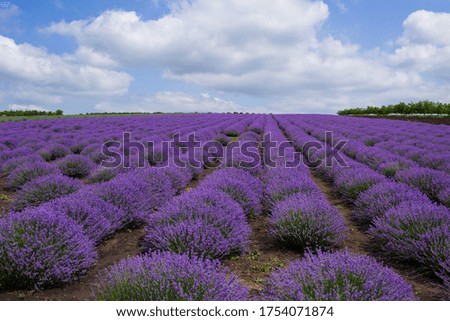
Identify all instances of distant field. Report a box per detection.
[0,113,160,122]
[355,115,450,125]
[0,113,448,301]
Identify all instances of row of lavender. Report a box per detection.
[111,115,415,300]
[0,113,433,299]
[97,116,269,300]
[276,114,450,292]
[0,114,256,290]
[259,117,415,300]
[298,115,450,207]
[0,114,252,191]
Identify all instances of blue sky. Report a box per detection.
[1,0,450,114]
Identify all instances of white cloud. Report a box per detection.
[2,2,448,113]
[43,0,439,110]
[43,1,330,79]
[8,104,49,112]
[399,10,450,46]
[0,34,133,98]
[391,10,450,81]
[0,4,20,32]
[68,46,119,68]
[334,0,348,13]
[95,91,256,113]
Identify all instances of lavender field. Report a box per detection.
[0,114,449,301]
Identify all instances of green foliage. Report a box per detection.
[0,109,63,117]
[338,100,450,116]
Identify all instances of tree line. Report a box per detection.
[1,109,64,116]
[337,101,450,116]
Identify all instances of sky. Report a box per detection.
[0,0,450,114]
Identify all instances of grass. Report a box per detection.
[0,194,12,202]
[0,113,161,122]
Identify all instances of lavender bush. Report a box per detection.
[7,162,60,189]
[212,167,263,195]
[58,154,95,178]
[80,143,108,164]
[438,187,450,208]
[0,147,34,162]
[214,134,232,146]
[395,168,449,204]
[87,167,117,184]
[161,165,193,192]
[334,169,385,202]
[14,174,82,211]
[352,182,430,229]
[88,171,174,224]
[261,250,416,301]
[199,170,262,217]
[38,143,70,161]
[369,201,450,284]
[143,189,250,259]
[269,193,348,251]
[262,168,321,208]
[96,252,249,301]
[45,190,127,243]
[0,208,97,289]
[1,154,44,174]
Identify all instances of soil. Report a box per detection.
[0,174,15,218]
[358,115,450,125]
[223,215,303,300]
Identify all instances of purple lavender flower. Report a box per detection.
[222,141,262,175]
[57,154,95,178]
[269,193,348,250]
[45,190,127,243]
[96,251,249,301]
[377,160,414,178]
[0,207,97,289]
[38,143,70,161]
[199,169,262,217]
[87,167,117,184]
[178,150,205,179]
[0,147,34,162]
[438,187,450,209]
[161,165,193,192]
[239,131,260,141]
[211,167,263,195]
[261,250,416,301]
[353,181,431,229]
[395,167,449,204]
[87,170,174,225]
[7,162,60,189]
[334,168,385,202]
[1,154,44,174]
[143,189,250,259]
[369,201,450,285]
[214,134,232,146]
[13,174,82,211]
[262,168,322,208]
[81,143,108,164]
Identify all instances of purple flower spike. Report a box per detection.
[96,251,249,301]
[143,189,251,259]
[269,193,348,250]
[261,250,416,301]
[0,207,97,289]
